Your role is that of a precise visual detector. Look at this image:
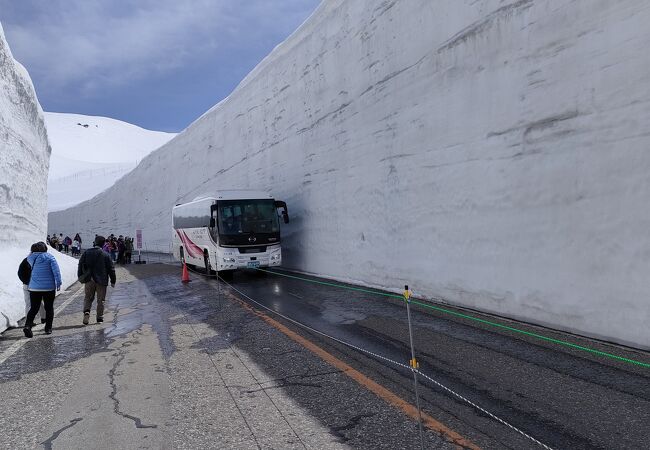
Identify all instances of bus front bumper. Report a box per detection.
[217,248,281,271]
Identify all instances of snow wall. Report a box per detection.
[49,0,650,349]
[0,23,49,331]
[0,23,49,245]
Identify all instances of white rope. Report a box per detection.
[200,270,554,450]
[414,370,553,450]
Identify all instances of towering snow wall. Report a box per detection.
[0,23,51,330]
[49,0,650,349]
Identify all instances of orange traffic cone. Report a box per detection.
[181,262,191,283]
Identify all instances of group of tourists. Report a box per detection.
[101,234,134,264]
[18,235,117,338]
[46,233,82,256]
[44,232,136,263]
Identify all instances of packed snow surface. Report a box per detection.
[46,112,176,211]
[49,0,650,348]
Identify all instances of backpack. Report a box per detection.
[17,258,32,284]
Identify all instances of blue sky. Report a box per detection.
[0,0,320,132]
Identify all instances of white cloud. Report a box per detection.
[0,0,301,96]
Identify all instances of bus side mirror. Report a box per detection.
[274,201,289,224]
[209,217,216,228]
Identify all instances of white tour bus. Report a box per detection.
[172,190,289,275]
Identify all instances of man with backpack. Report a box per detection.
[77,235,116,325]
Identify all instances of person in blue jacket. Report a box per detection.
[23,241,62,338]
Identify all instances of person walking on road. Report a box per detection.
[49,234,58,251]
[71,237,80,256]
[63,235,72,253]
[19,246,47,326]
[124,237,133,264]
[72,233,82,256]
[109,237,117,262]
[23,242,62,337]
[78,235,116,325]
[116,236,125,264]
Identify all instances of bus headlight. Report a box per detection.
[270,253,281,261]
[223,257,236,263]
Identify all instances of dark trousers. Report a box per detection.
[26,291,55,330]
[84,280,107,318]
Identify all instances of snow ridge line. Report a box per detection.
[0,285,84,366]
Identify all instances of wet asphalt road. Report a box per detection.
[0,263,453,450]
[217,267,650,450]
[1,261,648,449]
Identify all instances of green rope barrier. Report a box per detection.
[257,268,650,369]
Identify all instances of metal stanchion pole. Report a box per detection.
[404,285,425,450]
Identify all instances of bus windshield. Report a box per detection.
[217,199,279,235]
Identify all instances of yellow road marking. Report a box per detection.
[226,291,480,450]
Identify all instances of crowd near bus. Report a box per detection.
[45,233,134,263]
[97,234,134,264]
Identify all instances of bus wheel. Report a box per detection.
[203,251,213,275]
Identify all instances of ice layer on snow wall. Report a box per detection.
[49,0,650,349]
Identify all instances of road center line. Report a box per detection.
[0,285,84,366]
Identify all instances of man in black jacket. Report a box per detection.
[77,235,116,325]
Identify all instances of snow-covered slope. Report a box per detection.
[46,112,176,211]
[0,23,78,332]
[49,0,650,349]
